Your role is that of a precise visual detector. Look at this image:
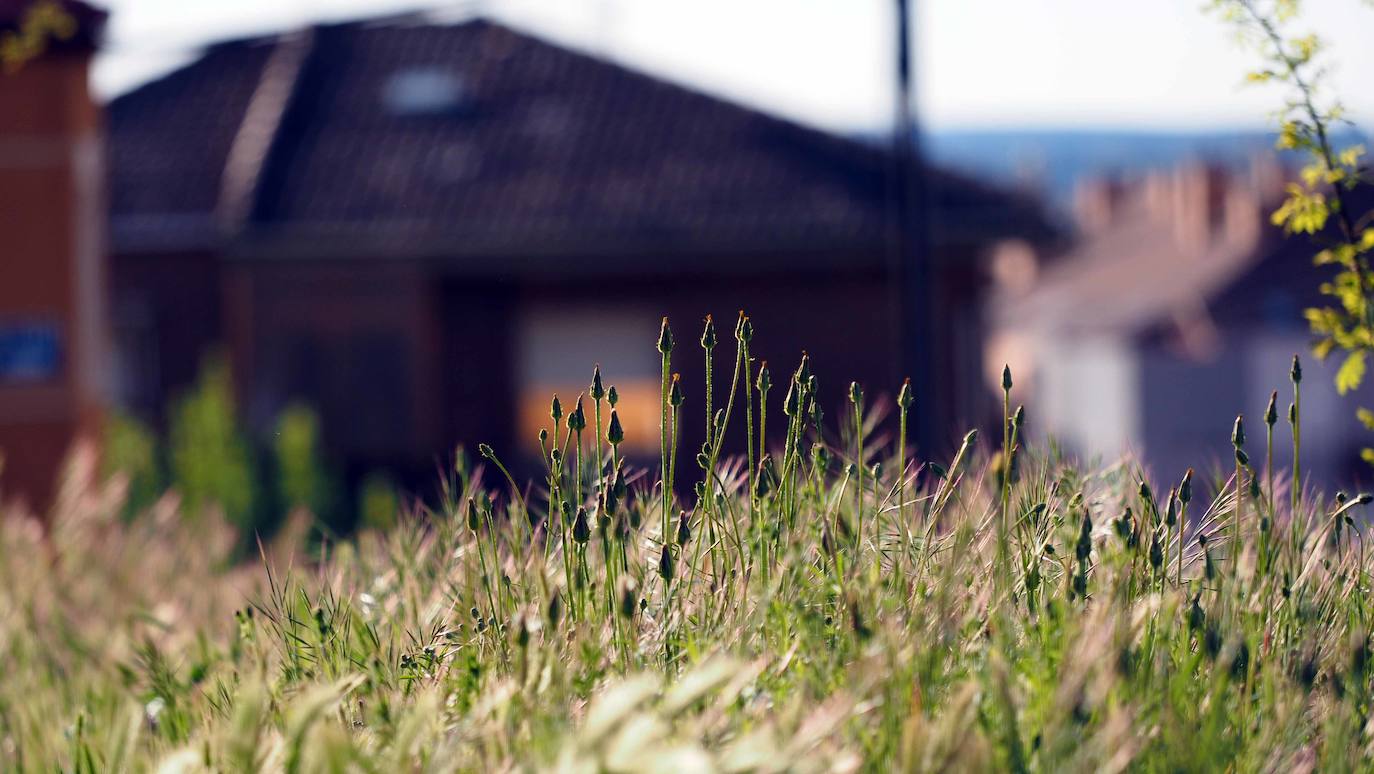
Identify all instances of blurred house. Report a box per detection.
[108,14,1054,491]
[0,0,107,512]
[992,158,1374,488]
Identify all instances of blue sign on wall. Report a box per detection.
[0,322,62,383]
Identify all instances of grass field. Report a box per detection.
[2,317,1372,772]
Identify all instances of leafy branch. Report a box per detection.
[1213,0,1374,456]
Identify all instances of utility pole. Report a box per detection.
[891,0,934,453]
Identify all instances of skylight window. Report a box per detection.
[381,68,469,116]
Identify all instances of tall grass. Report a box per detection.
[2,318,1371,771]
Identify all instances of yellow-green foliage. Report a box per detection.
[168,357,257,531]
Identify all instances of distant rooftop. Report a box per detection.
[108,14,1055,266]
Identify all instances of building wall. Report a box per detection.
[1140,331,1374,493]
[110,250,221,421]
[222,260,447,489]
[0,51,105,513]
[1033,335,1140,466]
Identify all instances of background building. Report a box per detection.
[0,0,107,512]
[107,14,1054,494]
[992,158,1374,489]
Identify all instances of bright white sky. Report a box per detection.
[90,0,1374,133]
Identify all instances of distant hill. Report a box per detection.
[920,128,1366,216]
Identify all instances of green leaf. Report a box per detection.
[1336,350,1366,394]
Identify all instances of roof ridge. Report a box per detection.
[215,28,313,233]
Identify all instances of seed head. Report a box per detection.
[700,315,717,350]
[1001,364,1013,393]
[669,373,684,407]
[1265,390,1278,427]
[657,317,674,355]
[1291,354,1302,384]
[591,365,605,401]
[478,443,495,460]
[897,378,913,410]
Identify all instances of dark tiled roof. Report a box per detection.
[109,38,277,251]
[109,15,1053,259]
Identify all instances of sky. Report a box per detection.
[90,0,1374,134]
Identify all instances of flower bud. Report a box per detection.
[591,365,605,401]
[608,385,619,407]
[618,576,638,619]
[467,499,480,532]
[657,317,674,355]
[700,315,717,350]
[1265,390,1278,427]
[669,374,684,407]
[572,507,591,544]
[677,510,691,545]
[567,398,586,432]
[1180,468,1194,504]
[1232,414,1246,448]
[849,381,864,406]
[1291,354,1302,384]
[547,589,563,631]
[550,395,563,424]
[756,362,771,393]
[658,544,675,582]
[1149,529,1164,571]
[1075,511,1093,561]
[735,311,753,343]
[607,410,624,446]
[1002,364,1013,393]
[897,377,913,410]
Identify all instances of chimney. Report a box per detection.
[0,1,107,515]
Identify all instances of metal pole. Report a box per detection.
[892,0,934,453]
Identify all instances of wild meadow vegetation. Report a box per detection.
[4,314,1374,772]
